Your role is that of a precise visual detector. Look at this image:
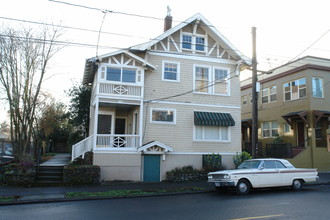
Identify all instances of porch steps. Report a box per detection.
[292,147,305,157]
[35,166,64,185]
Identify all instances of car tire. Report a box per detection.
[292,179,303,191]
[236,179,250,195]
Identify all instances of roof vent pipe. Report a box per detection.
[164,6,172,32]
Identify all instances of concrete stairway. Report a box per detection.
[35,154,70,185]
[35,166,64,185]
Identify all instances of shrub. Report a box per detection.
[1,162,36,186]
[64,165,100,185]
[166,166,207,182]
[233,151,252,168]
[202,153,223,172]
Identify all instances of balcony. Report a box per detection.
[95,134,140,150]
[92,82,143,101]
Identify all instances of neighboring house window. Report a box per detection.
[194,65,230,95]
[182,35,192,49]
[242,95,247,105]
[214,68,229,94]
[106,67,136,83]
[283,78,306,101]
[315,121,323,140]
[283,123,291,133]
[195,126,229,141]
[262,86,277,103]
[262,121,278,138]
[312,77,324,98]
[151,109,176,124]
[162,61,180,81]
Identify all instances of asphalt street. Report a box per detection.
[1,184,330,220]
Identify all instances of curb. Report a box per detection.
[0,189,214,206]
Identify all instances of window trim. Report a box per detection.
[162,61,180,82]
[193,125,231,142]
[262,86,277,104]
[193,65,230,96]
[283,78,306,102]
[312,77,324,98]
[181,32,207,52]
[262,121,279,138]
[100,64,143,85]
[150,108,176,124]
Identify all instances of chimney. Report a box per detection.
[164,6,172,32]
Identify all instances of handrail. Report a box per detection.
[71,135,94,162]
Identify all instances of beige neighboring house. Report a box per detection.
[241,56,330,171]
[72,13,251,181]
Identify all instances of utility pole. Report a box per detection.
[251,27,258,158]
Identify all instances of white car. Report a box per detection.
[208,158,319,194]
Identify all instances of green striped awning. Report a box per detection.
[194,111,235,126]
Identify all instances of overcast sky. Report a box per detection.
[1,0,330,122]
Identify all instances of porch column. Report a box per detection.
[93,97,99,151]
[139,100,143,147]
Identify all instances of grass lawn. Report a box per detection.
[65,187,204,198]
[0,196,18,202]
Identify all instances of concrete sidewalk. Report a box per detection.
[1,172,330,205]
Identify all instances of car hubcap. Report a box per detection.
[294,180,301,188]
[239,183,247,192]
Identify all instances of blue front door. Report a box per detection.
[143,155,160,182]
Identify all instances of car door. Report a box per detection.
[258,160,281,187]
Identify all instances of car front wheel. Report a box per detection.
[292,179,303,191]
[236,179,250,195]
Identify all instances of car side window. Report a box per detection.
[264,160,277,169]
[275,161,286,168]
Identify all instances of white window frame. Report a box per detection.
[262,86,277,103]
[193,65,230,96]
[312,77,324,98]
[213,67,230,96]
[283,78,306,101]
[262,121,279,138]
[100,65,143,85]
[193,125,230,142]
[283,123,291,133]
[150,108,176,124]
[162,61,180,82]
[181,32,207,52]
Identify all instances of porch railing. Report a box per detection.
[96,134,140,149]
[98,83,142,98]
[71,135,94,161]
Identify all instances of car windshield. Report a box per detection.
[237,160,261,169]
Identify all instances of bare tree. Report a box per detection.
[0,25,61,161]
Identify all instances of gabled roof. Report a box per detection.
[130,13,251,65]
[138,141,173,153]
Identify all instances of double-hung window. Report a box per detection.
[262,121,278,138]
[182,35,192,50]
[195,37,205,51]
[106,67,137,83]
[214,68,229,95]
[151,108,176,124]
[195,66,210,93]
[283,78,306,101]
[162,61,180,81]
[194,65,229,95]
[242,95,247,105]
[312,77,324,98]
[262,86,277,103]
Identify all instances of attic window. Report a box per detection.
[182,35,192,49]
[181,33,205,52]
